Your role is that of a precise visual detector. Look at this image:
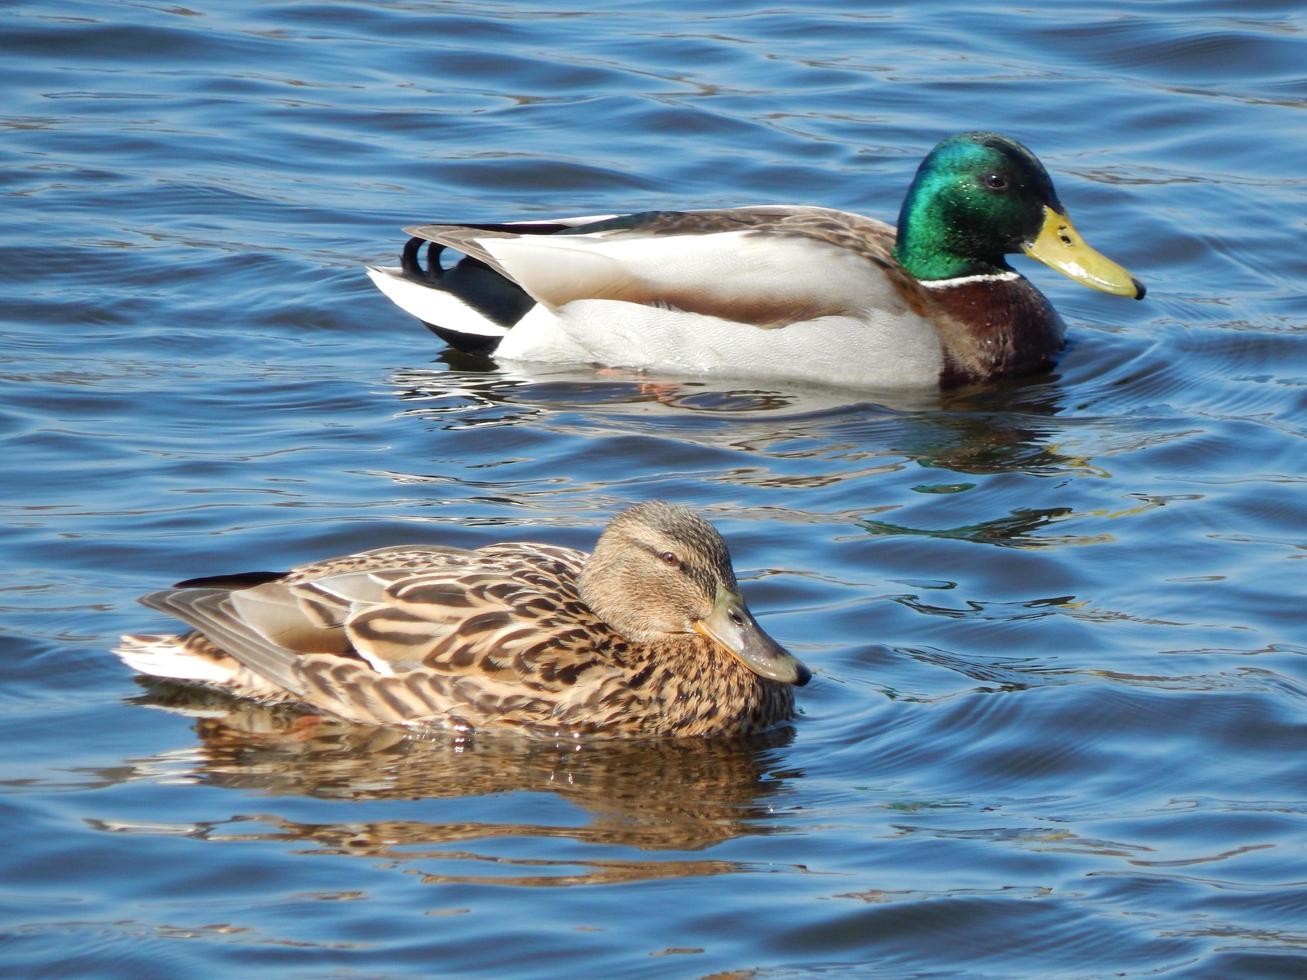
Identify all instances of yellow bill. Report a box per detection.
[1023,205,1145,299]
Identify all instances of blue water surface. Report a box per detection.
[2,1,1306,976]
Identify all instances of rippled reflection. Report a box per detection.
[384,362,1121,554]
[391,357,929,423]
[389,361,1086,472]
[94,682,801,887]
[8,0,1307,970]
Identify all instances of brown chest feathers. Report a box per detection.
[923,275,1067,386]
[290,629,797,739]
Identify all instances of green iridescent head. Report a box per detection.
[893,132,1144,299]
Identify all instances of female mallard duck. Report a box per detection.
[115,502,810,738]
[367,132,1144,388]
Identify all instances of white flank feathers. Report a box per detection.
[557,301,941,388]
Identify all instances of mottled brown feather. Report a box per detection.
[119,505,803,738]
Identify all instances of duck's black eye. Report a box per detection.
[982,172,1008,191]
[658,551,681,568]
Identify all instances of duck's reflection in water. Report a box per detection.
[389,358,1082,479]
[391,356,946,424]
[104,682,803,887]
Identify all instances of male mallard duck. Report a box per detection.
[367,132,1144,388]
[115,502,810,738]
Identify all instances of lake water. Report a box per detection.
[3,1,1306,975]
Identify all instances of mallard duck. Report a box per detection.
[367,132,1144,388]
[115,502,810,738]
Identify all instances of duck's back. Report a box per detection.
[371,206,950,387]
[120,541,645,734]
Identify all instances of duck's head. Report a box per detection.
[580,501,810,686]
[893,131,1144,299]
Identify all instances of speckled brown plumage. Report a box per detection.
[116,502,808,738]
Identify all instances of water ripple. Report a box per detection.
[1,0,1304,975]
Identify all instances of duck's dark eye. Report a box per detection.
[982,172,1008,191]
[658,551,680,568]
